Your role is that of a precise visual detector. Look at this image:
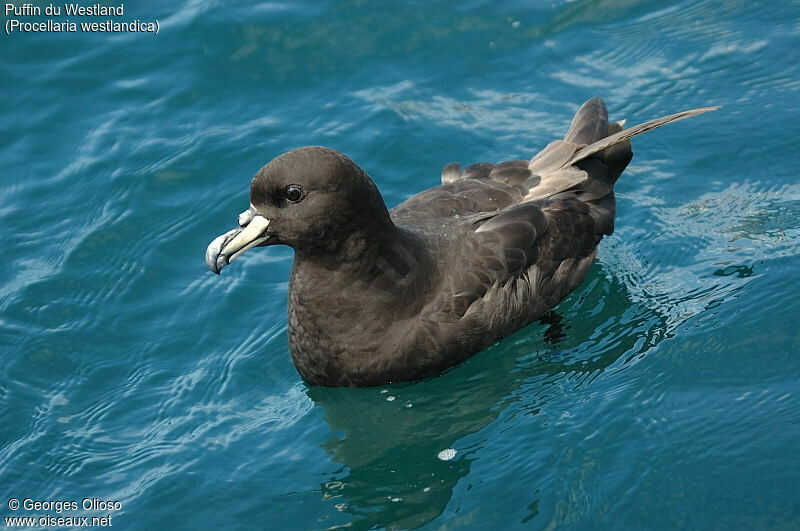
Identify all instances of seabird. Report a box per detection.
[205,97,717,387]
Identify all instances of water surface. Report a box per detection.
[2,0,799,528]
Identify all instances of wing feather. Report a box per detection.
[569,106,720,165]
[524,104,718,201]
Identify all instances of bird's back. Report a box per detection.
[363,98,714,384]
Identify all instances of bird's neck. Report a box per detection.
[287,224,436,384]
[291,224,435,308]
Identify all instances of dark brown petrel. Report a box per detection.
[205,98,717,387]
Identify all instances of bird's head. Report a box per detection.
[205,146,391,274]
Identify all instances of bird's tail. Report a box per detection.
[526,98,718,197]
[525,98,719,234]
[564,97,610,145]
[564,97,632,184]
[568,102,720,168]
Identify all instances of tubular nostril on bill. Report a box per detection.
[238,209,254,227]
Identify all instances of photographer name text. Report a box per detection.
[5,497,121,527]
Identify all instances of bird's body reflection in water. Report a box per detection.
[304,262,673,529]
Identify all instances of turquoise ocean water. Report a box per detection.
[2,0,800,528]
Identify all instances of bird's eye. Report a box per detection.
[285,185,304,203]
